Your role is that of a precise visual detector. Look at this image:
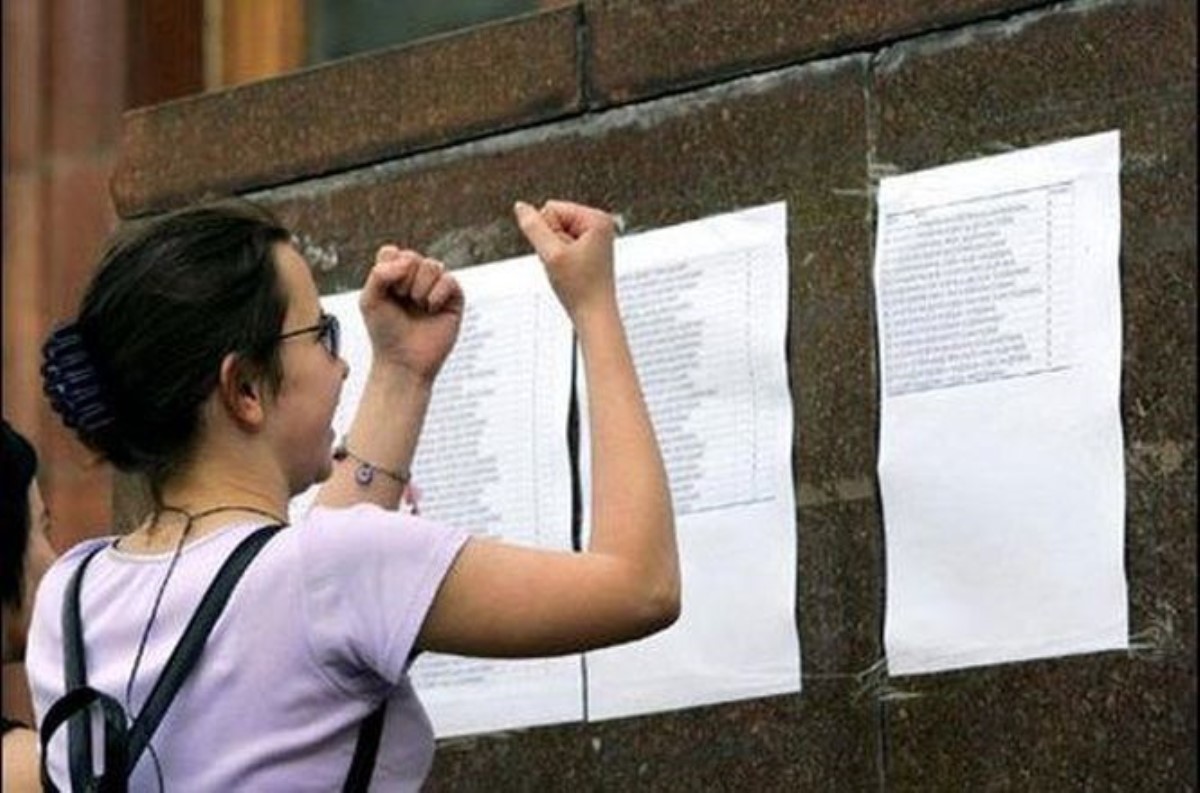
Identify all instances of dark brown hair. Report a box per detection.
[45,201,293,500]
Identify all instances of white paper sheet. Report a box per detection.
[290,204,799,734]
[405,256,582,737]
[874,130,1127,676]
[580,202,801,720]
[290,257,583,737]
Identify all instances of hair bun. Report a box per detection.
[41,324,115,434]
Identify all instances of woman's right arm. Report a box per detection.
[416,200,679,657]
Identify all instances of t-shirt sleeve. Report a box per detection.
[297,504,469,692]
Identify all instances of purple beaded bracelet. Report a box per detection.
[332,437,410,487]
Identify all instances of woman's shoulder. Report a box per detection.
[300,503,459,539]
[294,504,469,565]
[37,536,113,595]
[56,534,114,562]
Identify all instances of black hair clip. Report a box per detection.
[41,324,115,434]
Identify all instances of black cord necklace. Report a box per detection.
[120,503,286,791]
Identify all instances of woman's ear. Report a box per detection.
[217,353,266,429]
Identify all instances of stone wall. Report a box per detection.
[113,0,1197,788]
[2,0,126,551]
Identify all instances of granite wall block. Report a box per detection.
[112,7,582,216]
[250,54,882,788]
[586,0,1051,105]
[872,1,1196,789]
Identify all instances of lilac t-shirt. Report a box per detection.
[27,504,468,791]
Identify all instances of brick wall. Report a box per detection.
[95,0,1200,788]
[2,0,127,552]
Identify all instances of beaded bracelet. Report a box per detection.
[333,437,411,487]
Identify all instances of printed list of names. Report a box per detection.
[877,183,1075,397]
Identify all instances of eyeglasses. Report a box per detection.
[278,312,341,359]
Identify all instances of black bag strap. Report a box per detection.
[342,704,386,793]
[52,523,387,791]
[62,543,107,786]
[124,525,283,766]
[51,525,283,790]
[40,686,129,793]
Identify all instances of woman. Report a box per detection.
[27,199,677,790]
[3,419,58,793]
